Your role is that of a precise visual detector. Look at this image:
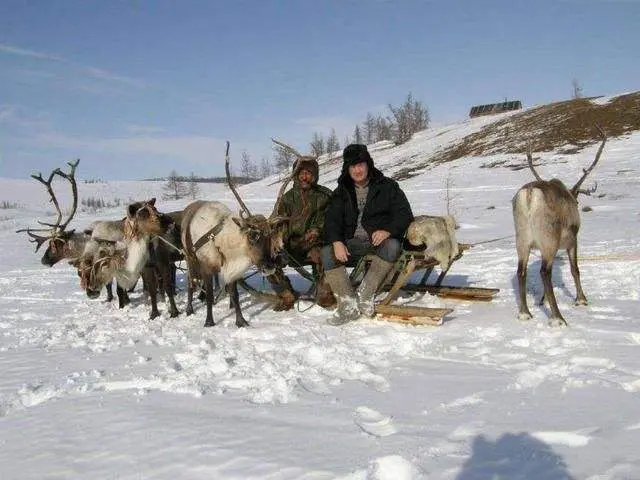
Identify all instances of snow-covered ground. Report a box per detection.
[1,108,639,479]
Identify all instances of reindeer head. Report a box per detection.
[72,239,126,298]
[17,160,80,266]
[124,198,164,240]
[224,141,293,276]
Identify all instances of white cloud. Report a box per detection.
[0,43,147,88]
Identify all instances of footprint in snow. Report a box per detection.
[353,406,398,437]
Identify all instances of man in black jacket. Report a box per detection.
[321,144,413,325]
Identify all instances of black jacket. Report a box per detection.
[324,160,413,244]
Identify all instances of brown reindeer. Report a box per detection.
[78,199,182,319]
[512,126,606,326]
[17,160,131,303]
[181,141,291,327]
[17,160,82,266]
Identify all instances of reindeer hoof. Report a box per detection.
[149,311,161,320]
[204,319,215,327]
[518,312,533,321]
[186,307,194,316]
[169,309,180,318]
[548,317,568,327]
[236,319,250,328]
[574,298,588,306]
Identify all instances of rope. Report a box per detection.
[154,235,185,256]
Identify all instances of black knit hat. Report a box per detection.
[342,144,372,167]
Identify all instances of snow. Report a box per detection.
[2,102,640,479]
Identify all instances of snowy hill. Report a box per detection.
[1,92,640,479]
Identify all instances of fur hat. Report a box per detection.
[342,144,372,167]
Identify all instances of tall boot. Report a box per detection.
[267,268,297,311]
[315,277,336,308]
[324,266,360,326]
[357,256,394,317]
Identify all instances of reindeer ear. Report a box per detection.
[68,258,80,267]
[127,204,138,218]
[149,198,156,207]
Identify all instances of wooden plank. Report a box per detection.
[379,257,416,306]
[374,304,452,326]
[402,284,499,301]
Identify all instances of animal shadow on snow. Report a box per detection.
[509,257,577,315]
[456,432,576,480]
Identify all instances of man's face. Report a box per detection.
[297,168,313,189]
[348,161,369,185]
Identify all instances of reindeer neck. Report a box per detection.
[64,233,90,259]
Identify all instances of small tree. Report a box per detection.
[274,144,295,172]
[375,115,393,142]
[353,124,363,144]
[163,170,187,200]
[571,78,583,99]
[388,92,430,145]
[326,128,340,155]
[363,113,376,144]
[240,150,252,179]
[309,132,325,157]
[187,172,200,200]
[260,156,272,178]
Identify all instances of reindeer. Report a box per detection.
[181,141,290,327]
[17,160,83,266]
[78,199,181,319]
[512,126,606,326]
[17,160,131,303]
[406,214,460,285]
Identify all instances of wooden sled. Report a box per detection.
[238,242,499,326]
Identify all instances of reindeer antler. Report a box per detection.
[269,138,309,219]
[224,141,252,217]
[53,159,80,231]
[571,125,606,197]
[18,229,51,252]
[16,159,81,246]
[271,138,305,159]
[526,143,543,182]
[31,170,63,229]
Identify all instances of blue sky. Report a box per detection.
[1,1,638,180]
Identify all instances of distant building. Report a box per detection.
[469,100,522,118]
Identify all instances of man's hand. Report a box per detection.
[333,241,350,263]
[371,230,391,246]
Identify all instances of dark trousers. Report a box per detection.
[321,237,402,271]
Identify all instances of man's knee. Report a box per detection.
[376,238,402,263]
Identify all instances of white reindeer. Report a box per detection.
[512,126,606,326]
[181,141,291,328]
[406,215,460,281]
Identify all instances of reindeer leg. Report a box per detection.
[186,277,195,316]
[105,281,114,302]
[204,275,215,327]
[143,267,161,320]
[516,248,533,321]
[540,258,567,327]
[567,244,587,306]
[229,280,249,328]
[116,284,130,308]
[161,263,179,318]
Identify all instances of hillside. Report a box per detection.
[308,91,640,183]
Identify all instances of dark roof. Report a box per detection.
[469,100,522,118]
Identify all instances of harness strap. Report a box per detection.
[192,218,227,253]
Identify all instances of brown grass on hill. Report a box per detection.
[394,91,640,180]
